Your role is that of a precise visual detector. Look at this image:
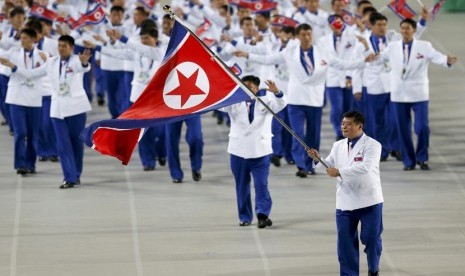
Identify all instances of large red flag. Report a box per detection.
[81,19,251,164]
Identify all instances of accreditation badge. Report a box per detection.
[23,79,34,88]
[59,83,70,95]
[137,71,150,84]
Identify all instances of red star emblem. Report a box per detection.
[166,69,206,107]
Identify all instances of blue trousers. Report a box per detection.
[52,113,86,183]
[93,61,106,98]
[336,203,383,276]
[230,154,272,222]
[104,70,126,118]
[38,96,57,158]
[74,46,94,102]
[165,115,203,180]
[327,87,353,139]
[365,92,399,159]
[287,105,322,172]
[122,72,133,113]
[138,126,166,168]
[10,104,41,170]
[0,74,12,132]
[392,101,429,167]
[271,106,293,162]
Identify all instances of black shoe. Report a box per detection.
[192,171,201,181]
[59,181,75,189]
[308,169,316,175]
[368,271,379,276]
[391,150,402,161]
[257,218,273,229]
[143,166,155,171]
[172,179,183,184]
[296,168,308,178]
[76,179,81,185]
[286,160,295,165]
[49,156,59,162]
[26,169,36,174]
[239,221,251,227]
[403,166,415,171]
[271,156,281,167]
[38,156,48,162]
[380,156,388,162]
[16,168,27,175]
[9,131,14,136]
[158,157,166,166]
[417,161,429,171]
[217,117,224,125]
[1,120,6,126]
[97,96,105,106]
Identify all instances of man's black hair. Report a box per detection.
[362,6,377,16]
[20,28,37,39]
[281,26,295,36]
[26,18,43,34]
[296,23,312,35]
[10,7,25,18]
[255,11,271,20]
[369,12,388,26]
[343,111,365,125]
[110,5,125,13]
[400,18,417,29]
[135,6,149,16]
[242,75,260,87]
[240,16,253,26]
[140,27,158,39]
[58,35,75,47]
[357,0,372,8]
[140,19,156,32]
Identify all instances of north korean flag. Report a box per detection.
[388,0,417,19]
[81,19,252,165]
[138,0,156,9]
[271,15,299,28]
[71,4,106,30]
[30,3,58,21]
[237,0,278,14]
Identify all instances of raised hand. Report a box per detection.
[233,50,248,58]
[447,56,457,65]
[79,49,92,65]
[264,80,279,94]
[0,58,15,68]
[38,52,48,62]
[421,6,429,20]
[356,35,369,51]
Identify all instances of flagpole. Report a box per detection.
[163,5,329,169]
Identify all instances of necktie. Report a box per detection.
[403,44,410,64]
[378,39,385,52]
[25,52,31,68]
[303,51,313,75]
[335,36,341,53]
[247,100,255,123]
[347,141,352,155]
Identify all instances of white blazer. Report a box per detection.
[317,29,360,88]
[221,92,287,159]
[249,43,328,107]
[2,48,47,107]
[380,39,449,103]
[321,134,384,211]
[14,55,91,119]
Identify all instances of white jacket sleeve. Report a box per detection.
[125,39,164,61]
[248,51,286,65]
[425,42,448,67]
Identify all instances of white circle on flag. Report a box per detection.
[278,17,285,23]
[163,62,210,109]
[254,3,263,10]
[37,7,44,14]
[94,11,102,19]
